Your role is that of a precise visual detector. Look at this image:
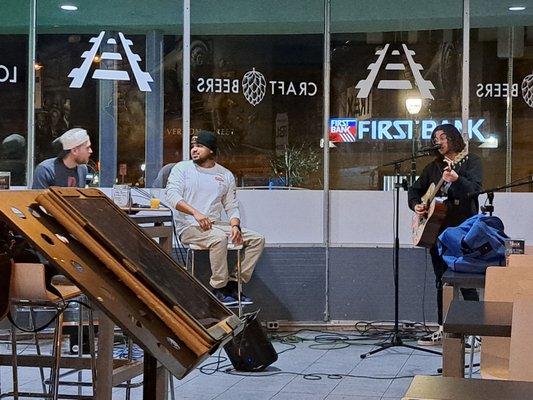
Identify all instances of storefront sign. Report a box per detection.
[356,43,435,100]
[68,31,153,92]
[329,118,357,142]
[329,118,488,142]
[0,65,17,83]
[476,83,519,98]
[476,71,533,108]
[196,67,318,107]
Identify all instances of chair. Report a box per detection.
[5,262,96,399]
[185,242,244,317]
[481,266,533,381]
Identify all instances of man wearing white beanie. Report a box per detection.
[31,128,93,189]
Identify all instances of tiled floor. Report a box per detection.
[0,331,480,399]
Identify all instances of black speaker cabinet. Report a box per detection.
[224,314,278,372]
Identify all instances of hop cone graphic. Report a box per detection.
[522,73,533,108]
[242,68,266,106]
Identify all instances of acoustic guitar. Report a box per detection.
[411,152,468,248]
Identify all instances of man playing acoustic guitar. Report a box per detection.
[408,124,483,346]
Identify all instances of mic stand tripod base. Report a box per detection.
[361,160,441,360]
[360,332,441,359]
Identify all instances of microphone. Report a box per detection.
[417,144,441,153]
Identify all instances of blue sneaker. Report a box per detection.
[226,281,254,305]
[213,289,238,306]
[238,293,254,305]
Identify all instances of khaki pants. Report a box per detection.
[180,222,265,289]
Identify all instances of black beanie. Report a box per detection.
[192,131,217,154]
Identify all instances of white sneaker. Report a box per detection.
[418,328,443,346]
[465,336,481,353]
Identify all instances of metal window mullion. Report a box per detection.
[506,27,514,189]
[26,0,37,186]
[462,0,470,148]
[322,0,331,322]
[182,0,191,160]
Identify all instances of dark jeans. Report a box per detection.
[429,245,479,325]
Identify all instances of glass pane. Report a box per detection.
[330,0,463,190]
[35,1,182,187]
[0,0,29,187]
[471,0,533,192]
[187,0,324,189]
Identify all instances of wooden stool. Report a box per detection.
[185,243,244,317]
[6,263,96,399]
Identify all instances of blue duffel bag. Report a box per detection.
[437,214,509,274]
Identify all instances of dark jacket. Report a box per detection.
[408,153,483,229]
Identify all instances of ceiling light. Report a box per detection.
[508,6,526,11]
[60,4,78,11]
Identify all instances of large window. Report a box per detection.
[0,1,29,186]
[470,0,533,191]
[35,0,182,187]
[186,0,325,189]
[330,0,464,189]
[0,0,531,193]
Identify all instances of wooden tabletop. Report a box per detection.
[403,375,533,400]
[443,300,512,337]
[441,269,485,288]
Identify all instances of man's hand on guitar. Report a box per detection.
[414,204,427,215]
[442,167,459,183]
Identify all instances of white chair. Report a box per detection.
[185,242,244,317]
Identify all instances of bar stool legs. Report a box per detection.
[29,308,47,394]
[236,248,242,318]
[10,322,19,398]
[49,309,65,399]
[87,307,97,393]
[187,247,244,317]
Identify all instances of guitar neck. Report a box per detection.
[424,153,468,206]
[426,178,446,205]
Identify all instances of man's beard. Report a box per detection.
[74,155,89,165]
[192,154,211,165]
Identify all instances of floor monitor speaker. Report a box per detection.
[224,312,278,372]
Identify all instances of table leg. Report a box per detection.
[143,352,157,400]
[156,365,169,400]
[95,312,114,400]
[443,334,465,378]
[443,284,454,320]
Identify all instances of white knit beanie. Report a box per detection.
[55,128,89,150]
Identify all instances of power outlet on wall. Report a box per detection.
[266,321,279,330]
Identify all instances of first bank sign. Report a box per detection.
[196,68,318,106]
[330,118,489,142]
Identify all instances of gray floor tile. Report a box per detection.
[329,377,393,397]
[280,376,341,395]
[0,330,451,400]
[381,377,413,398]
[215,388,278,399]
[325,394,381,400]
[272,392,328,400]
[228,372,296,392]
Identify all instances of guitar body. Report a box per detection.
[412,184,448,248]
[411,152,469,248]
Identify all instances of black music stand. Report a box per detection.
[361,152,441,359]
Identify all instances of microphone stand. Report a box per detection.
[361,151,441,359]
[470,177,533,217]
